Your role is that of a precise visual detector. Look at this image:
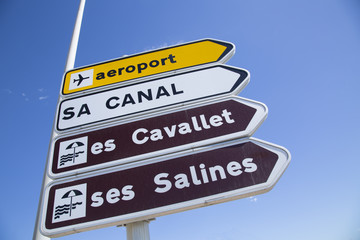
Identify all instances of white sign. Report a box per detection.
[57,136,88,169]
[56,65,249,131]
[68,69,94,91]
[52,183,87,223]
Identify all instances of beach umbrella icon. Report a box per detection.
[62,189,83,217]
[66,141,84,163]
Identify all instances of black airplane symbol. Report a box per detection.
[73,74,90,86]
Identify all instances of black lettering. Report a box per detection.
[62,107,75,120]
[149,60,159,67]
[161,57,167,65]
[106,96,120,109]
[168,54,176,63]
[171,83,184,95]
[137,63,147,73]
[107,70,116,77]
[122,94,136,107]
[126,65,135,73]
[77,104,91,117]
[138,89,153,103]
[95,55,177,81]
[118,67,125,75]
[156,86,170,99]
[96,72,105,80]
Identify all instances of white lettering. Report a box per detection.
[174,173,190,189]
[163,125,176,138]
[132,128,148,144]
[222,109,235,124]
[227,161,242,176]
[91,139,116,155]
[154,158,258,194]
[178,123,192,135]
[106,188,120,204]
[90,185,135,207]
[131,109,236,145]
[91,142,103,155]
[104,139,116,152]
[150,129,163,141]
[209,165,227,181]
[90,192,104,207]
[242,158,257,172]
[121,185,135,201]
[154,173,172,193]
[209,115,223,127]
[190,166,202,185]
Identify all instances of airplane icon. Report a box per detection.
[73,74,90,86]
[68,69,94,91]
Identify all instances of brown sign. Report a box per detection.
[41,138,290,237]
[49,97,267,178]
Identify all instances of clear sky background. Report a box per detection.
[1,0,360,239]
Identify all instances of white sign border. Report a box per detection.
[48,96,268,179]
[40,137,291,238]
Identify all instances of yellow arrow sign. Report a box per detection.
[61,39,235,95]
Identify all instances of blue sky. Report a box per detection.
[1,0,360,239]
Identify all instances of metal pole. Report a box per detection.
[126,221,151,240]
[64,0,86,72]
[32,0,86,239]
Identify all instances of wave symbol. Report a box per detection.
[59,151,84,166]
[54,202,83,219]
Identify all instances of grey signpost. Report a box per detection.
[33,1,152,239]
[32,1,92,239]
[34,1,290,239]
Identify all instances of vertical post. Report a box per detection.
[126,221,151,240]
[32,1,86,239]
[65,0,86,72]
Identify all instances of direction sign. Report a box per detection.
[61,39,235,95]
[40,138,290,238]
[56,65,250,132]
[49,96,267,179]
